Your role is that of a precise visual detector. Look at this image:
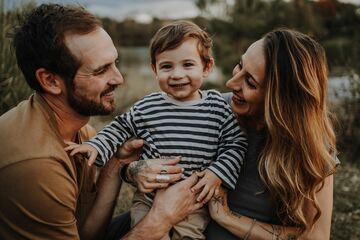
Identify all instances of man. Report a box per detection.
[0,4,202,239]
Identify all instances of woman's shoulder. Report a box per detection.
[221,92,232,105]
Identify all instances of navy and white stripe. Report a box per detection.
[87,90,247,190]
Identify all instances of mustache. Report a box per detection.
[101,85,117,96]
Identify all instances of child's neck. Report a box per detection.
[167,90,202,102]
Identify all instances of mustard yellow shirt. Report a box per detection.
[0,93,97,239]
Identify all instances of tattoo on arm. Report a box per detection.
[258,223,298,240]
[212,196,224,205]
[286,234,298,240]
[128,160,148,181]
[272,224,282,239]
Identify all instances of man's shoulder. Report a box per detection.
[0,95,71,170]
[80,124,97,140]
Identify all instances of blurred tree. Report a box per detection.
[0,0,33,115]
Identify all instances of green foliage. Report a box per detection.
[0,0,33,115]
[335,71,360,163]
[101,17,163,47]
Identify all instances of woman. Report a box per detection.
[205,28,338,239]
[121,28,338,239]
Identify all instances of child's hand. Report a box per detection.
[64,141,98,166]
[191,169,222,204]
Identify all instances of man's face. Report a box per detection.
[64,27,124,116]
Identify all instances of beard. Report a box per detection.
[67,85,116,116]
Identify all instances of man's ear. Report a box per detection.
[203,57,215,77]
[35,68,63,95]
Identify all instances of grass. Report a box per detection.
[332,162,360,239]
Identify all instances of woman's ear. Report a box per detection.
[203,58,215,77]
[35,68,63,95]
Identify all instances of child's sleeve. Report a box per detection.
[208,110,247,190]
[85,106,138,166]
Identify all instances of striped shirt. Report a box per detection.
[87,90,247,190]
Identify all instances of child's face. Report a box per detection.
[152,38,213,101]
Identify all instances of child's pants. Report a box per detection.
[130,191,209,240]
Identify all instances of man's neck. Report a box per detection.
[41,94,89,142]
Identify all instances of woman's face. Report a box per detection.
[226,39,266,123]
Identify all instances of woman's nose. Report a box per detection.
[226,75,242,91]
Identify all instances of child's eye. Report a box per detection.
[184,62,194,67]
[160,64,172,69]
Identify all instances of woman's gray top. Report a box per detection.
[205,93,339,239]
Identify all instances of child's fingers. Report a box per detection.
[69,147,83,156]
[214,186,220,196]
[88,152,97,166]
[194,170,206,178]
[197,185,209,202]
[203,188,215,204]
[64,140,76,145]
[64,144,79,151]
[191,178,206,193]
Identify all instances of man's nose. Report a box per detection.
[110,66,124,85]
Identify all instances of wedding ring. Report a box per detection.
[160,166,167,175]
[155,174,170,183]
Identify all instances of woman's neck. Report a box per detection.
[238,116,265,131]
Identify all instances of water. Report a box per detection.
[117,47,353,102]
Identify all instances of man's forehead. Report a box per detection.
[64,27,117,68]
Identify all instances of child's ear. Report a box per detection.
[35,68,63,95]
[151,64,157,74]
[203,57,215,77]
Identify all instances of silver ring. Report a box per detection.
[155,174,170,183]
[160,166,167,175]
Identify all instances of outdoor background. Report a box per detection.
[1,0,359,239]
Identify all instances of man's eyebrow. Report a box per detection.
[92,63,111,73]
[92,54,119,73]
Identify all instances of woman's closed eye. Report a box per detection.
[245,76,257,89]
[238,60,257,89]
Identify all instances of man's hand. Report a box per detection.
[101,138,144,178]
[122,174,204,239]
[126,157,184,193]
[152,173,204,226]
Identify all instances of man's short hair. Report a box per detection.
[150,20,213,68]
[13,4,102,92]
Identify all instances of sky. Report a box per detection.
[6,0,360,23]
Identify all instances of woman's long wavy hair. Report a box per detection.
[259,28,337,233]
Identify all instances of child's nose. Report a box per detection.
[170,68,185,79]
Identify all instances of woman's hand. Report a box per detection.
[126,157,184,193]
[208,187,232,225]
